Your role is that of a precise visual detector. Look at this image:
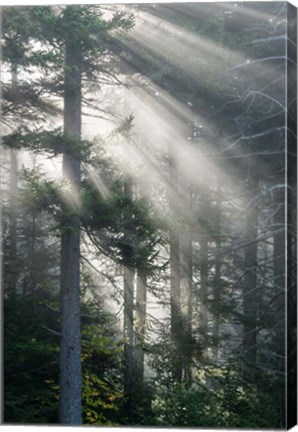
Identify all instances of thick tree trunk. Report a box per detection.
[59,26,82,425]
[242,166,258,368]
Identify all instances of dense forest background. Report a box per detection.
[1,2,297,428]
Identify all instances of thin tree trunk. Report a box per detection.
[135,269,147,388]
[9,66,18,297]
[9,149,18,297]
[30,212,37,294]
[179,182,193,385]
[123,266,135,410]
[180,229,192,384]
[59,22,82,425]
[198,189,210,344]
[212,186,221,361]
[123,177,135,419]
[170,233,182,382]
[243,165,258,368]
[200,234,208,341]
[169,152,182,382]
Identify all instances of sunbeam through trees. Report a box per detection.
[1,2,297,428]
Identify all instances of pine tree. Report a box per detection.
[2,5,134,424]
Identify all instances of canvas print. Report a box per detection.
[1,2,297,428]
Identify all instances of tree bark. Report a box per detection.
[59,22,82,425]
[169,152,182,382]
[212,186,221,361]
[180,229,192,384]
[135,269,147,387]
[9,149,18,297]
[123,266,135,413]
[9,66,18,298]
[199,234,208,341]
[170,233,182,382]
[179,181,193,385]
[123,177,135,419]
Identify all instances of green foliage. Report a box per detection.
[19,168,62,215]
[82,179,164,272]
[2,7,64,124]
[4,295,60,424]
[152,382,218,427]
[211,367,280,428]
[3,128,93,161]
[58,6,134,54]
[2,7,58,65]
[4,290,127,425]
[81,324,124,425]
[151,370,280,428]
[2,5,134,74]
[149,333,202,387]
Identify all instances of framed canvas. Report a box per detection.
[1,1,297,429]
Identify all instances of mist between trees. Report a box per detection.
[1,2,297,428]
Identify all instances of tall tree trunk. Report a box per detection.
[242,164,258,368]
[123,177,135,419]
[9,149,18,297]
[169,152,182,382]
[123,266,135,417]
[199,189,210,344]
[179,182,193,385]
[212,186,221,361]
[59,22,82,425]
[170,233,182,382]
[135,269,147,388]
[180,229,192,384]
[9,66,18,297]
[199,234,208,341]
